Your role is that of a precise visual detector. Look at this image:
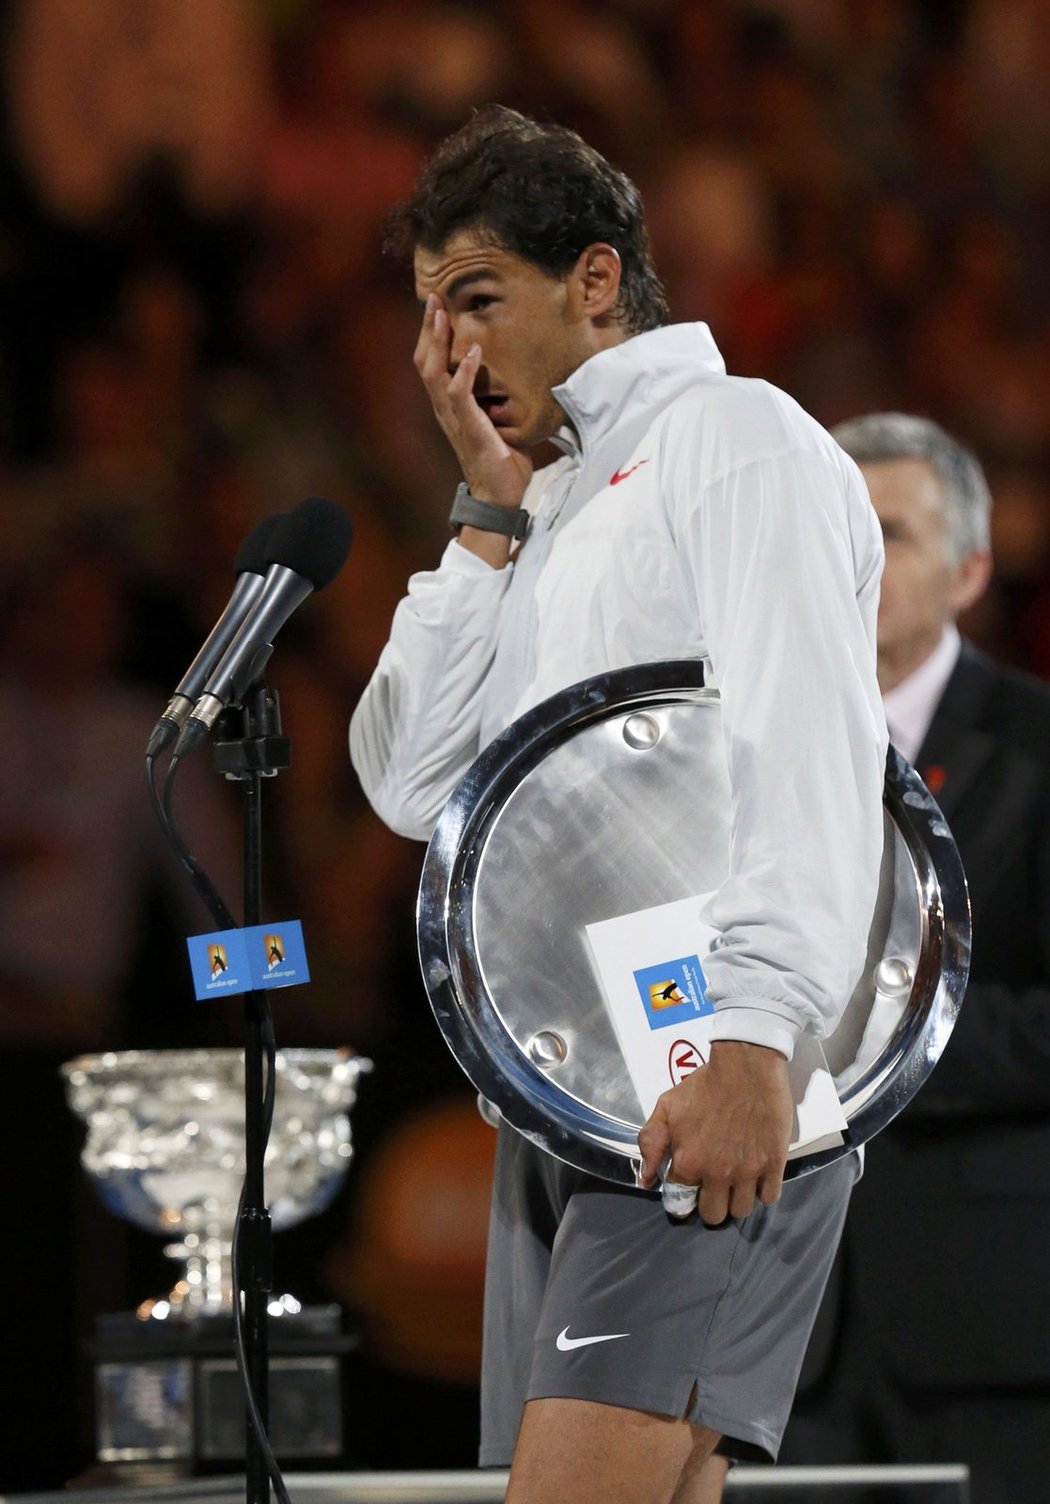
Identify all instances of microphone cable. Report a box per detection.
[144,744,293,1502]
[146,749,236,931]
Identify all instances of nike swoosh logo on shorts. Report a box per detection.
[556,1325,630,1351]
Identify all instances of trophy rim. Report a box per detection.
[60,1045,369,1081]
[417,658,972,1186]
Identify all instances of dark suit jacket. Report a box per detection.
[826,641,1050,1389]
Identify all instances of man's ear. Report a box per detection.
[950,548,993,614]
[568,243,622,323]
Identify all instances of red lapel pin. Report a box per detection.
[923,764,947,795]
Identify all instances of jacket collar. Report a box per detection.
[551,323,726,460]
[915,641,999,819]
[925,639,998,730]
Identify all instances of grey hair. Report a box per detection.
[831,412,992,563]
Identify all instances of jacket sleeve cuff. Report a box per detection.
[707,1005,804,1061]
[444,538,510,575]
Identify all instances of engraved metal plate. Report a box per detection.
[417,661,971,1184]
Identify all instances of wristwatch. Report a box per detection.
[449,482,531,541]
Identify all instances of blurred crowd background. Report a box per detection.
[1,0,1049,1490]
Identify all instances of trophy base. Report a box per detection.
[88,1305,356,1467]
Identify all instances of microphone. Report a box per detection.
[173,497,353,757]
[146,513,286,757]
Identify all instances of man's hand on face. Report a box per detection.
[414,293,532,509]
[637,1040,794,1224]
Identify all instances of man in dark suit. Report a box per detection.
[780,413,1050,1504]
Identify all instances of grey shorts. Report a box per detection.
[479,1124,860,1466]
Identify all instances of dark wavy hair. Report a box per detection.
[385,106,669,335]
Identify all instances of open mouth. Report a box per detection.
[476,393,511,425]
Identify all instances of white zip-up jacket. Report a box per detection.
[350,323,887,1060]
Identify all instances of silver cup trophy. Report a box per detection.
[62,1046,371,1466]
[63,1047,370,1315]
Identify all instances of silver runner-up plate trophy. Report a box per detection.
[417,660,971,1185]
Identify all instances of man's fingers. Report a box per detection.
[637,1105,671,1188]
[661,1176,766,1225]
[447,343,488,430]
[703,1166,781,1224]
[412,293,437,369]
[414,296,451,390]
[697,1180,732,1226]
[449,342,481,397]
[416,309,488,444]
[727,1179,759,1220]
[758,1165,785,1207]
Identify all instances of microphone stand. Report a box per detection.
[213,683,291,1504]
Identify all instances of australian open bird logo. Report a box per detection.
[209,944,228,977]
[649,979,686,1010]
[264,933,285,971]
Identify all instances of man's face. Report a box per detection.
[862,457,974,682]
[413,230,605,451]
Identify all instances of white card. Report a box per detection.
[584,893,847,1158]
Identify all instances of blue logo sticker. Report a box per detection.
[251,921,309,991]
[186,920,310,1001]
[187,927,253,1000]
[633,955,713,1031]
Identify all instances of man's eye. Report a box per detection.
[468,294,496,311]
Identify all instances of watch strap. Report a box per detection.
[449,483,531,541]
